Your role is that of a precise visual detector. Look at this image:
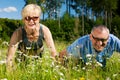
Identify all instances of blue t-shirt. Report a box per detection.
[67,34,120,66]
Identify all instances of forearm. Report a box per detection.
[44,27,57,57]
[59,49,68,58]
[51,47,57,57]
[6,46,17,67]
[46,41,57,57]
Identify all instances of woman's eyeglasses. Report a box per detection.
[92,34,109,42]
[25,16,39,21]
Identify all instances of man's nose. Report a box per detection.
[97,40,103,45]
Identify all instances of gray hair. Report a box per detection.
[21,4,42,19]
[91,25,110,34]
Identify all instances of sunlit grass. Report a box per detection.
[0,40,120,80]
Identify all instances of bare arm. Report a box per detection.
[6,28,22,68]
[42,25,57,57]
[59,49,68,58]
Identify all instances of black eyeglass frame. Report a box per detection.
[91,34,109,42]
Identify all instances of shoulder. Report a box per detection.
[77,35,90,43]
[109,34,120,41]
[9,27,22,45]
[69,35,90,47]
[107,34,120,45]
[40,24,51,36]
[13,27,22,34]
[12,27,22,40]
[40,23,50,31]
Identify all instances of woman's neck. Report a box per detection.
[25,24,40,42]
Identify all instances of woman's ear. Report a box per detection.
[22,18,24,22]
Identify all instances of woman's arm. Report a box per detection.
[42,25,57,57]
[6,28,22,68]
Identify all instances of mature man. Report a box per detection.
[59,25,120,67]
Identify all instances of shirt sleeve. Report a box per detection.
[114,35,120,52]
[66,38,83,58]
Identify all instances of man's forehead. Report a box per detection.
[93,27,108,34]
[92,29,109,38]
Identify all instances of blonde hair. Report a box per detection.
[21,4,42,19]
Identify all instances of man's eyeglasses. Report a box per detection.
[25,16,39,21]
[92,34,109,42]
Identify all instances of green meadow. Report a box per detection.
[0,40,120,80]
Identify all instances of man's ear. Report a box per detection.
[89,34,92,41]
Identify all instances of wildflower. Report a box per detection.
[44,70,48,72]
[16,58,21,62]
[0,78,7,80]
[50,61,55,67]
[113,73,118,77]
[82,67,86,70]
[31,55,39,59]
[59,72,64,76]
[26,47,31,50]
[86,62,92,66]
[72,66,77,71]
[16,50,23,54]
[60,77,64,80]
[0,60,6,65]
[106,77,111,80]
[80,77,85,80]
[118,59,120,62]
[86,54,92,61]
[2,41,9,46]
[86,54,92,58]
[96,61,103,67]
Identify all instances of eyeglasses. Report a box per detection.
[92,34,109,42]
[24,16,39,21]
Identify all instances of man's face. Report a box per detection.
[90,28,109,51]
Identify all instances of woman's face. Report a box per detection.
[23,11,40,30]
[90,28,109,51]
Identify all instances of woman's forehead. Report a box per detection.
[24,11,40,17]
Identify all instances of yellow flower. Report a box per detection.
[80,77,85,80]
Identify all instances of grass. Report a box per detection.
[0,40,120,80]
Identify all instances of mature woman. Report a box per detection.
[6,4,57,67]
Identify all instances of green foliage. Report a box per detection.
[94,17,104,25]
[42,13,81,41]
[0,25,2,31]
[111,15,120,38]
[0,18,23,41]
[0,14,120,41]
[60,13,75,41]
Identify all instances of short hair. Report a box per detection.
[91,25,109,34]
[21,4,42,19]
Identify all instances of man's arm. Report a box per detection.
[59,49,68,58]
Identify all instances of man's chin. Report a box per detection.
[95,48,103,52]
[94,47,104,52]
